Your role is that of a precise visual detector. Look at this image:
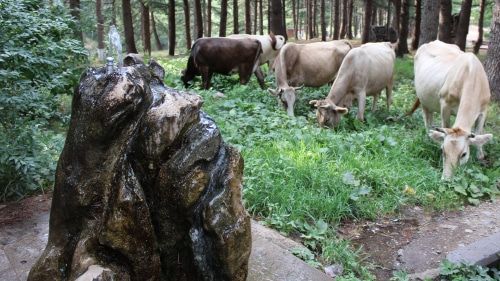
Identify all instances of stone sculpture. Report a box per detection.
[28,55,252,281]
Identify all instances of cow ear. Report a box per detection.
[334,106,348,114]
[268,88,278,96]
[309,100,319,107]
[469,133,493,146]
[429,130,446,143]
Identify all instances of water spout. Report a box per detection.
[108,25,122,67]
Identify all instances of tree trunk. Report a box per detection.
[254,0,258,33]
[182,0,192,49]
[371,6,377,25]
[202,0,208,35]
[168,0,175,55]
[307,0,313,38]
[340,0,348,38]
[111,0,117,25]
[412,0,421,49]
[392,0,400,34]
[233,0,239,33]
[418,0,439,47]
[271,0,286,36]
[473,0,486,53]
[321,0,326,40]
[334,0,340,39]
[438,0,452,43]
[141,2,151,56]
[69,0,83,41]
[330,0,334,38]
[485,0,500,102]
[313,0,317,37]
[347,0,353,39]
[220,0,228,36]
[96,0,105,61]
[245,0,252,33]
[195,0,203,38]
[122,0,138,53]
[260,0,264,34]
[283,0,287,39]
[362,0,372,43]
[268,0,271,33]
[207,0,212,36]
[397,0,409,56]
[454,0,472,50]
[293,0,297,37]
[151,12,163,50]
[386,1,391,31]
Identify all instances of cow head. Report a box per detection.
[309,99,348,128]
[429,127,493,179]
[268,86,302,117]
[181,55,199,87]
[269,33,286,51]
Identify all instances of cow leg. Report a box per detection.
[371,93,379,111]
[386,81,393,110]
[422,107,433,129]
[474,111,488,159]
[254,66,266,89]
[202,71,213,90]
[357,90,367,121]
[440,102,452,128]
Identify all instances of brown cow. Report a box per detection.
[181,37,264,89]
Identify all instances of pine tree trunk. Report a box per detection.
[412,0,421,49]
[111,0,117,25]
[96,0,105,61]
[182,0,192,49]
[245,0,252,33]
[69,0,83,41]
[438,0,452,43]
[473,0,486,53]
[386,1,391,31]
[321,0,326,40]
[454,0,472,50]
[340,0,347,38]
[122,0,138,53]
[254,0,258,33]
[234,0,239,33]
[397,0,409,56]
[419,0,438,47]
[195,0,204,38]
[151,12,163,50]
[268,0,271,33]
[202,0,208,35]
[283,0,287,39]
[347,0,353,39]
[141,2,151,56]
[371,6,377,25]
[220,0,228,36]
[334,0,340,39]
[271,0,286,35]
[293,0,297,37]
[307,0,313,38]
[362,0,372,43]
[392,0,400,34]
[260,0,264,34]
[485,0,500,102]
[168,0,176,55]
[313,0,317,37]
[330,0,334,38]
[207,0,212,36]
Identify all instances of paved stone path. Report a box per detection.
[0,195,331,281]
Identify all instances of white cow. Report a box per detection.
[227,33,286,70]
[268,40,353,116]
[414,40,492,179]
[310,42,396,127]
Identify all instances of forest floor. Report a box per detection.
[0,194,498,280]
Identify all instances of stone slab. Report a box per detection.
[446,232,500,266]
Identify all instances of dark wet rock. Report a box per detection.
[27,59,251,281]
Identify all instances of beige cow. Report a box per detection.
[268,40,352,116]
[414,40,492,179]
[310,42,396,127]
[227,33,286,70]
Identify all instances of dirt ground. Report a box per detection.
[339,201,500,280]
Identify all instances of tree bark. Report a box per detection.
[473,0,486,53]
[271,0,286,36]
[220,0,228,36]
[182,0,192,49]
[168,0,175,55]
[254,0,258,33]
[438,0,453,43]
[260,0,264,34]
[362,0,372,43]
[283,0,287,39]
[234,0,239,33]
[397,0,409,56]
[268,0,271,33]
[122,0,138,53]
[69,0,83,41]
[454,0,472,50]
[111,0,117,25]
[418,0,439,47]
[293,0,297,37]
[347,0,353,39]
[330,0,334,38]
[141,2,151,56]
[151,12,163,50]
[392,0,401,34]
[195,0,203,38]
[321,0,326,40]
[334,0,340,39]
[207,0,212,36]
[485,0,500,102]
[340,0,348,38]
[371,6,377,25]
[96,0,105,60]
[307,0,313,38]
[412,0,421,49]
[313,0,317,37]
[245,0,252,33]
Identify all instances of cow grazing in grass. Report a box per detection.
[268,40,352,116]
[228,33,286,73]
[414,40,492,179]
[310,42,396,128]
[181,37,264,89]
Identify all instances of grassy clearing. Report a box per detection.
[157,55,500,280]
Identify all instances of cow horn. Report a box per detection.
[434,127,447,134]
[293,85,304,91]
[309,100,319,107]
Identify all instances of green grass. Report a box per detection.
[156,55,500,280]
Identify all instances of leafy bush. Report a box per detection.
[0,0,88,201]
[440,260,500,281]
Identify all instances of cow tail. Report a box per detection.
[270,32,277,50]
